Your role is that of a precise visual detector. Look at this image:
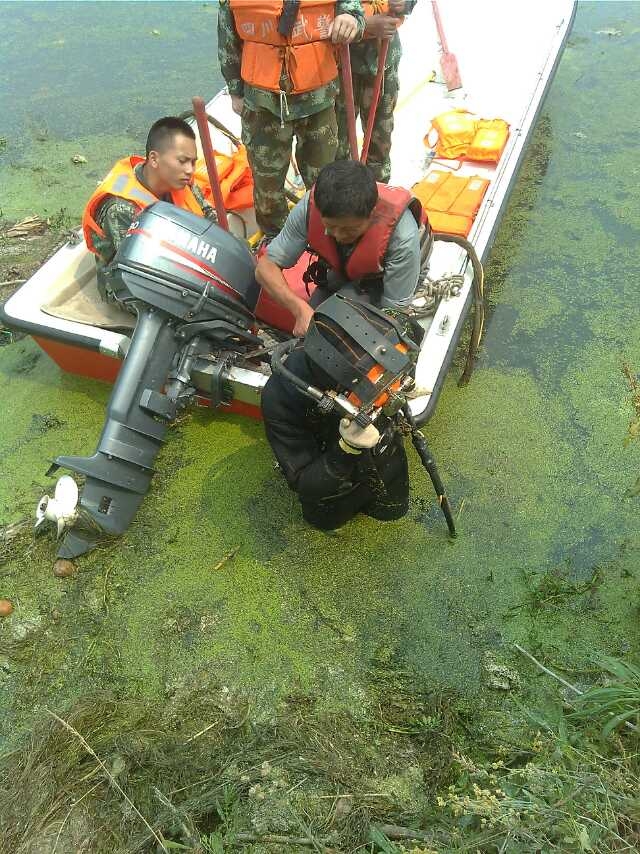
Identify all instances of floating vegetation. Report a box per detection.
[3,215,48,238]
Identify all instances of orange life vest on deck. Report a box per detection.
[426,110,510,163]
[229,0,338,95]
[82,156,204,255]
[307,183,424,281]
[193,146,254,211]
[412,170,490,237]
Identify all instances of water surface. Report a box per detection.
[1,2,639,739]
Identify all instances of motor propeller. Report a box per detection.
[35,475,79,538]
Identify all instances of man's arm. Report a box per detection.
[256,195,315,336]
[96,198,138,263]
[389,0,417,14]
[380,208,421,308]
[217,0,244,112]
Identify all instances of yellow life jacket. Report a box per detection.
[193,145,254,211]
[412,170,490,237]
[425,110,510,163]
[467,119,510,163]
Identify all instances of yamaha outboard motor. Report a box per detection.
[47,202,262,558]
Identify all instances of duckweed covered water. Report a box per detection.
[1,2,640,849]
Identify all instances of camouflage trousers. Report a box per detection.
[336,63,400,183]
[241,105,338,238]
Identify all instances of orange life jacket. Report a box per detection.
[426,110,510,163]
[307,183,424,281]
[411,170,489,237]
[82,156,204,255]
[193,146,254,211]
[229,0,338,95]
[362,0,389,14]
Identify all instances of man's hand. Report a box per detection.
[293,302,315,337]
[365,14,400,39]
[328,13,359,43]
[339,418,381,450]
[231,95,244,116]
[389,0,406,15]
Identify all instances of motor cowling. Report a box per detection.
[105,201,260,331]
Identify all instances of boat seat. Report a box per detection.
[41,256,135,332]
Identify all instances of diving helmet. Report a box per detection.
[303,294,418,412]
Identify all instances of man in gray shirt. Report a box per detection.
[257,161,422,530]
[255,160,422,336]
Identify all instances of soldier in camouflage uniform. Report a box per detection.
[84,117,215,300]
[336,0,417,182]
[217,0,365,239]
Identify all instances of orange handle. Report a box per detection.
[360,38,390,165]
[192,96,229,231]
[339,43,359,160]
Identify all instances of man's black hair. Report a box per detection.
[314,161,378,219]
[146,117,196,158]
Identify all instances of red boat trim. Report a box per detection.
[169,259,241,302]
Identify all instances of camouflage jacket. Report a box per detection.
[92,164,214,269]
[350,0,417,77]
[217,0,366,121]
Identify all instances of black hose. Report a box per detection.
[402,403,456,538]
[270,339,326,404]
[431,232,484,386]
[179,108,242,148]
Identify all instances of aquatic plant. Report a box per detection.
[570,656,640,738]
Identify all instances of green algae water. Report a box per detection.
[1,0,640,812]
[0,1,223,220]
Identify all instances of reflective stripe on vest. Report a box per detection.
[306,183,423,281]
[229,0,338,95]
[82,156,204,255]
[412,170,489,237]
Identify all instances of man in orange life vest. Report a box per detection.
[82,117,215,300]
[217,0,365,239]
[257,160,422,529]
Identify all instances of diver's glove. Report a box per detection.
[338,418,381,454]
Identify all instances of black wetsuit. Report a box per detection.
[261,348,409,530]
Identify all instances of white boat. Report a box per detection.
[1,2,576,556]
[1,1,576,424]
